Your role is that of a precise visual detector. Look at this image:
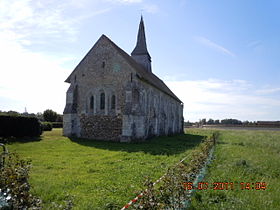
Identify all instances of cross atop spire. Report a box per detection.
[131,16,152,72]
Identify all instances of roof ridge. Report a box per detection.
[65,34,182,103]
[102,35,182,103]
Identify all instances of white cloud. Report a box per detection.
[0,0,114,114]
[75,8,112,22]
[0,0,111,45]
[0,37,69,114]
[256,87,280,95]
[142,4,159,14]
[0,0,75,43]
[166,79,280,122]
[195,36,235,57]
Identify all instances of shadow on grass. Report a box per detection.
[0,136,42,144]
[69,133,205,156]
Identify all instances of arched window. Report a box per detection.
[111,95,116,109]
[100,93,105,110]
[132,89,140,104]
[72,85,78,113]
[90,96,94,110]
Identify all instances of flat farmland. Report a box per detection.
[187,128,280,209]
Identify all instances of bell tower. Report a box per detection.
[131,16,152,72]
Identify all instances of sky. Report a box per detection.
[0,0,279,122]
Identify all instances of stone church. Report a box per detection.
[63,17,184,142]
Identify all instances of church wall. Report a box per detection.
[121,77,183,142]
[74,38,137,115]
[63,36,184,142]
[80,115,122,141]
[63,114,72,136]
[121,115,145,142]
[63,114,80,137]
[64,36,139,140]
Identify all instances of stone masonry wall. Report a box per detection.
[80,114,122,141]
[121,76,184,141]
[68,36,136,117]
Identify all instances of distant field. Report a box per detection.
[202,126,280,131]
[187,128,280,209]
[7,129,205,209]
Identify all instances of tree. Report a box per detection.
[214,119,220,124]
[207,118,214,125]
[221,118,242,125]
[43,109,58,122]
[200,118,206,125]
[56,114,63,122]
[36,112,44,121]
[184,121,193,127]
[6,110,20,116]
[243,120,249,125]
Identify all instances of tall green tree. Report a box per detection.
[200,118,207,125]
[207,118,214,125]
[43,109,58,122]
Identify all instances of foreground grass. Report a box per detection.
[7,129,205,209]
[186,128,280,209]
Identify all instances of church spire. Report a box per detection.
[131,16,152,72]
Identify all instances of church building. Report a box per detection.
[63,17,184,142]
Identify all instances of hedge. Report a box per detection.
[42,122,53,131]
[51,122,63,128]
[0,115,42,138]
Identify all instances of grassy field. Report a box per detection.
[187,128,280,209]
[6,128,279,209]
[6,129,206,209]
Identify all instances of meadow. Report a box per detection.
[6,129,205,209]
[5,128,280,209]
[187,128,280,209]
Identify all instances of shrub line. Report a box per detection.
[184,145,215,208]
[120,154,194,209]
[121,132,218,209]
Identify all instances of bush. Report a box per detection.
[42,122,53,131]
[0,115,42,138]
[0,151,41,209]
[51,122,63,128]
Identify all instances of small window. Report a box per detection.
[111,95,116,109]
[102,61,105,68]
[100,93,105,110]
[132,89,140,104]
[74,75,77,82]
[90,96,94,110]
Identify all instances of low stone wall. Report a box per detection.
[80,114,122,141]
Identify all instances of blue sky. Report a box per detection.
[0,0,279,122]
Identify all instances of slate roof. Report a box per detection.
[131,16,151,59]
[102,35,182,103]
[65,35,182,103]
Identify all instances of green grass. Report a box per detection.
[6,129,205,209]
[186,128,280,209]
